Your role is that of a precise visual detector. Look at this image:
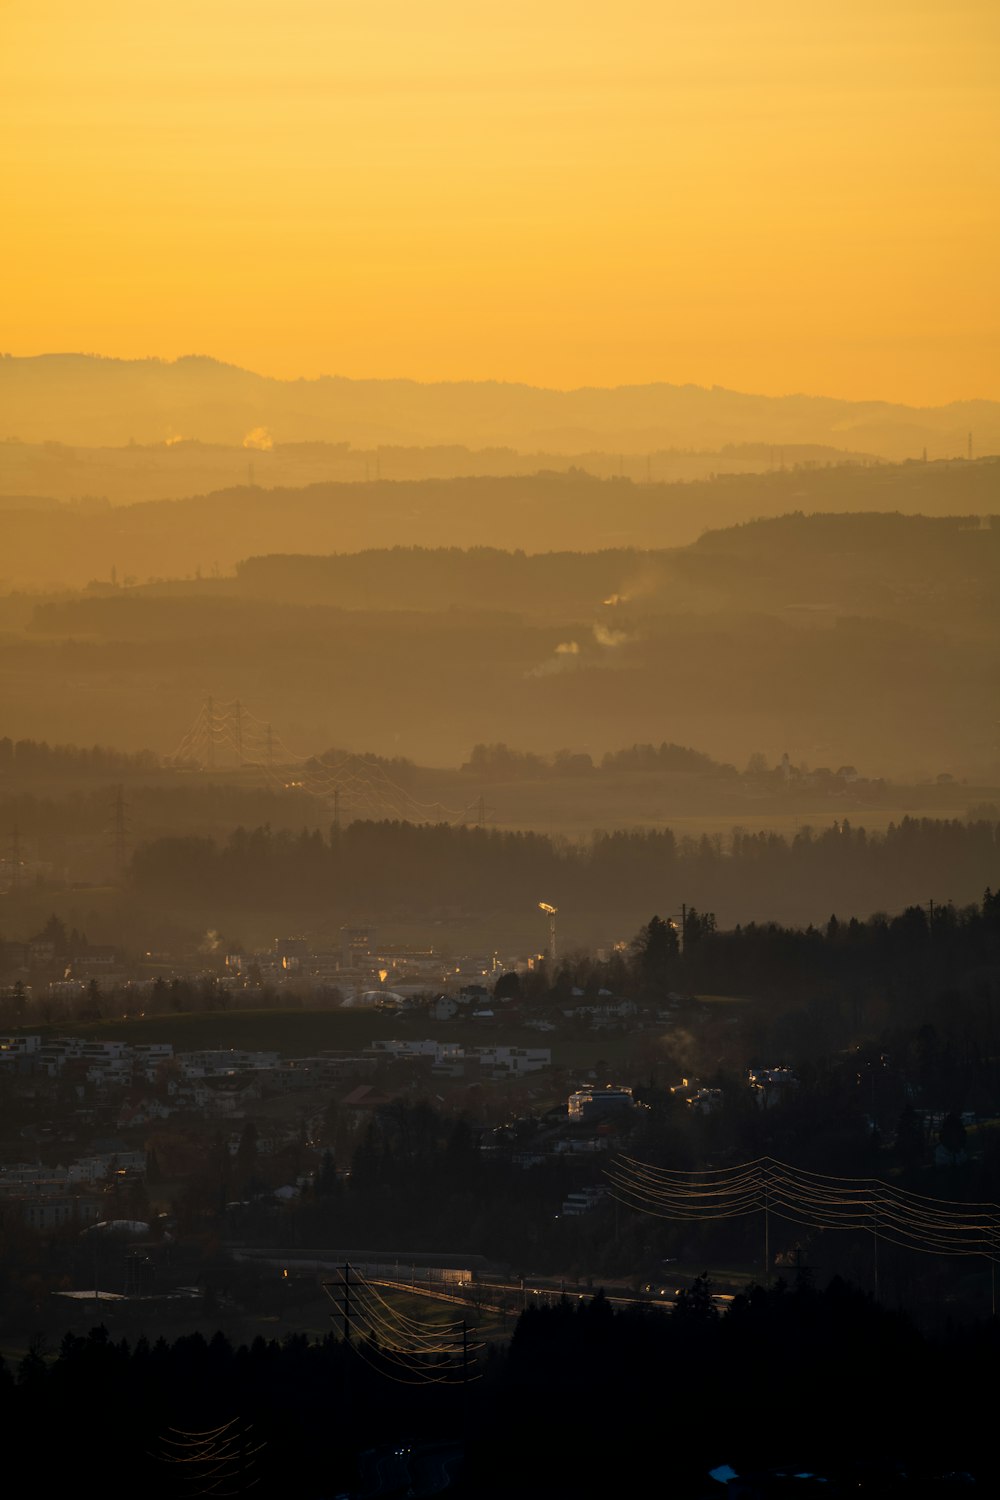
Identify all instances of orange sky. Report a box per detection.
[2,0,998,404]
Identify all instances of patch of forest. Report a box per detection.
[122,815,1000,936]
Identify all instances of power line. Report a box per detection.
[323,1262,483,1386]
[606,1154,1000,1276]
[166,699,483,826]
[152,1417,265,1496]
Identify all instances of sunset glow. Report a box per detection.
[3,0,998,402]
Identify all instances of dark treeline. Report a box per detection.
[0,783,335,865]
[23,512,997,623]
[3,1281,996,1495]
[235,512,1000,621]
[600,739,725,773]
[0,735,160,774]
[235,544,642,614]
[128,814,1000,930]
[462,739,730,777]
[482,1278,998,1494]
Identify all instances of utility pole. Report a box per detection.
[341,1262,352,1342]
[762,1162,771,1288]
[792,1246,816,1288]
[873,1197,879,1300]
[461,1319,470,1451]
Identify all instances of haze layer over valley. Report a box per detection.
[1,504,996,780]
[4,352,996,951]
[3,380,998,956]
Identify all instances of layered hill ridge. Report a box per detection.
[1,457,997,593]
[2,353,998,459]
[1,512,996,780]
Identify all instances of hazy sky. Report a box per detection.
[3,0,998,404]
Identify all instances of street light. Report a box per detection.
[538,902,558,966]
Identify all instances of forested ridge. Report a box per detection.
[129,814,1000,931]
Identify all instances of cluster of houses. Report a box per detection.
[0,923,512,1008]
[0,1029,572,1231]
[1,1024,806,1239]
[1,923,663,1035]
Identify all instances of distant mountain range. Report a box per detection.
[2,354,997,460]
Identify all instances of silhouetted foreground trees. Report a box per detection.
[4,1279,996,1496]
[480,1277,998,1495]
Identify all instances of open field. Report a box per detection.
[0,1007,662,1077]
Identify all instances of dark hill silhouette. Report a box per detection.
[2,513,996,777]
[0,458,997,592]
